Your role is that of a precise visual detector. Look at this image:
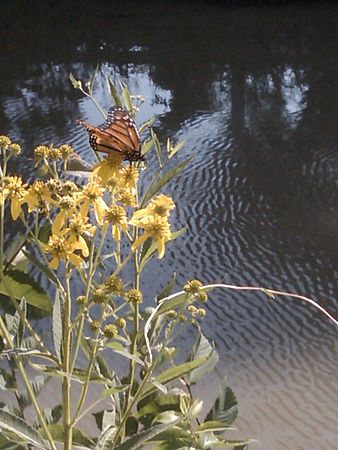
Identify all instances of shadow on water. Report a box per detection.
[0,1,337,447]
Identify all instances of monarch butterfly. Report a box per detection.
[77,106,144,163]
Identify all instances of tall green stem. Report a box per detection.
[63,269,73,450]
[0,316,57,450]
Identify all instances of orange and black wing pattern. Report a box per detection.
[78,106,143,162]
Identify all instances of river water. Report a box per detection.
[0,1,337,448]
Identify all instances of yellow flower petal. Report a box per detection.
[157,238,165,258]
[11,198,21,220]
[131,232,150,252]
[52,211,66,235]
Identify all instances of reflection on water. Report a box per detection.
[1,1,337,448]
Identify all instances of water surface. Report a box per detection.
[0,1,337,448]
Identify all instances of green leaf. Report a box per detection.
[155,292,191,317]
[114,419,180,450]
[108,78,123,107]
[5,234,27,267]
[0,409,49,449]
[157,273,177,302]
[101,385,130,399]
[40,423,94,447]
[38,222,52,244]
[153,131,163,166]
[52,291,63,362]
[205,377,238,428]
[196,421,229,433]
[93,409,116,432]
[209,438,251,448]
[121,82,133,113]
[22,249,59,286]
[0,270,52,313]
[111,349,145,366]
[139,117,156,135]
[15,298,27,348]
[141,157,193,206]
[168,140,186,159]
[141,358,207,400]
[187,333,219,384]
[17,375,45,410]
[94,425,117,450]
[141,134,156,157]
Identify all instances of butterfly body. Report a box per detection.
[78,106,144,163]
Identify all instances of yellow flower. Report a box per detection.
[48,146,62,160]
[78,178,107,224]
[116,189,137,207]
[126,288,143,304]
[34,145,50,162]
[119,166,139,191]
[59,144,74,159]
[104,275,124,295]
[52,195,78,235]
[0,135,11,149]
[44,235,83,269]
[92,154,123,186]
[23,181,52,212]
[183,280,203,296]
[104,205,128,241]
[131,215,171,259]
[8,143,22,157]
[132,194,175,222]
[60,213,96,257]
[103,324,119,338]
[2,176,27,220]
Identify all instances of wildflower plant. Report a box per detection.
[0,78,249,450]
[1,75,336,449]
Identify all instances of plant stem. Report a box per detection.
[63,268,73,450]
[0,316,57,450]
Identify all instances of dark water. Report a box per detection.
[1,1,337,447]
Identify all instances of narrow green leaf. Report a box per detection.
[187,333,219,384]
[121,83,133,113]
[93,409,116,432]
[0,270,52,313]
[141,358,207,399]
[141,157,192,206]
[114,419,180,450]
[0,409,49,449]
[169,140,186,159]
[5,234,26,267]
[18,375,45,410]
[196,421,229,433]
[153,132,163,166]
[38,222,52,244]
[157,273,177,302]
[205,377,238,428]
[112,349,145,366]
[95,425,117,450]
[139,117,156,135]
[155,292,191,317]
[141,134,156,157]
[52,291,63,362]
[101,385,130,399]
[22,249,59,286]
[40,423,94,447]
[15,298,27,348]
[108,78,123,107]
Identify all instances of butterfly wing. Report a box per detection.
[78,106,142,161]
